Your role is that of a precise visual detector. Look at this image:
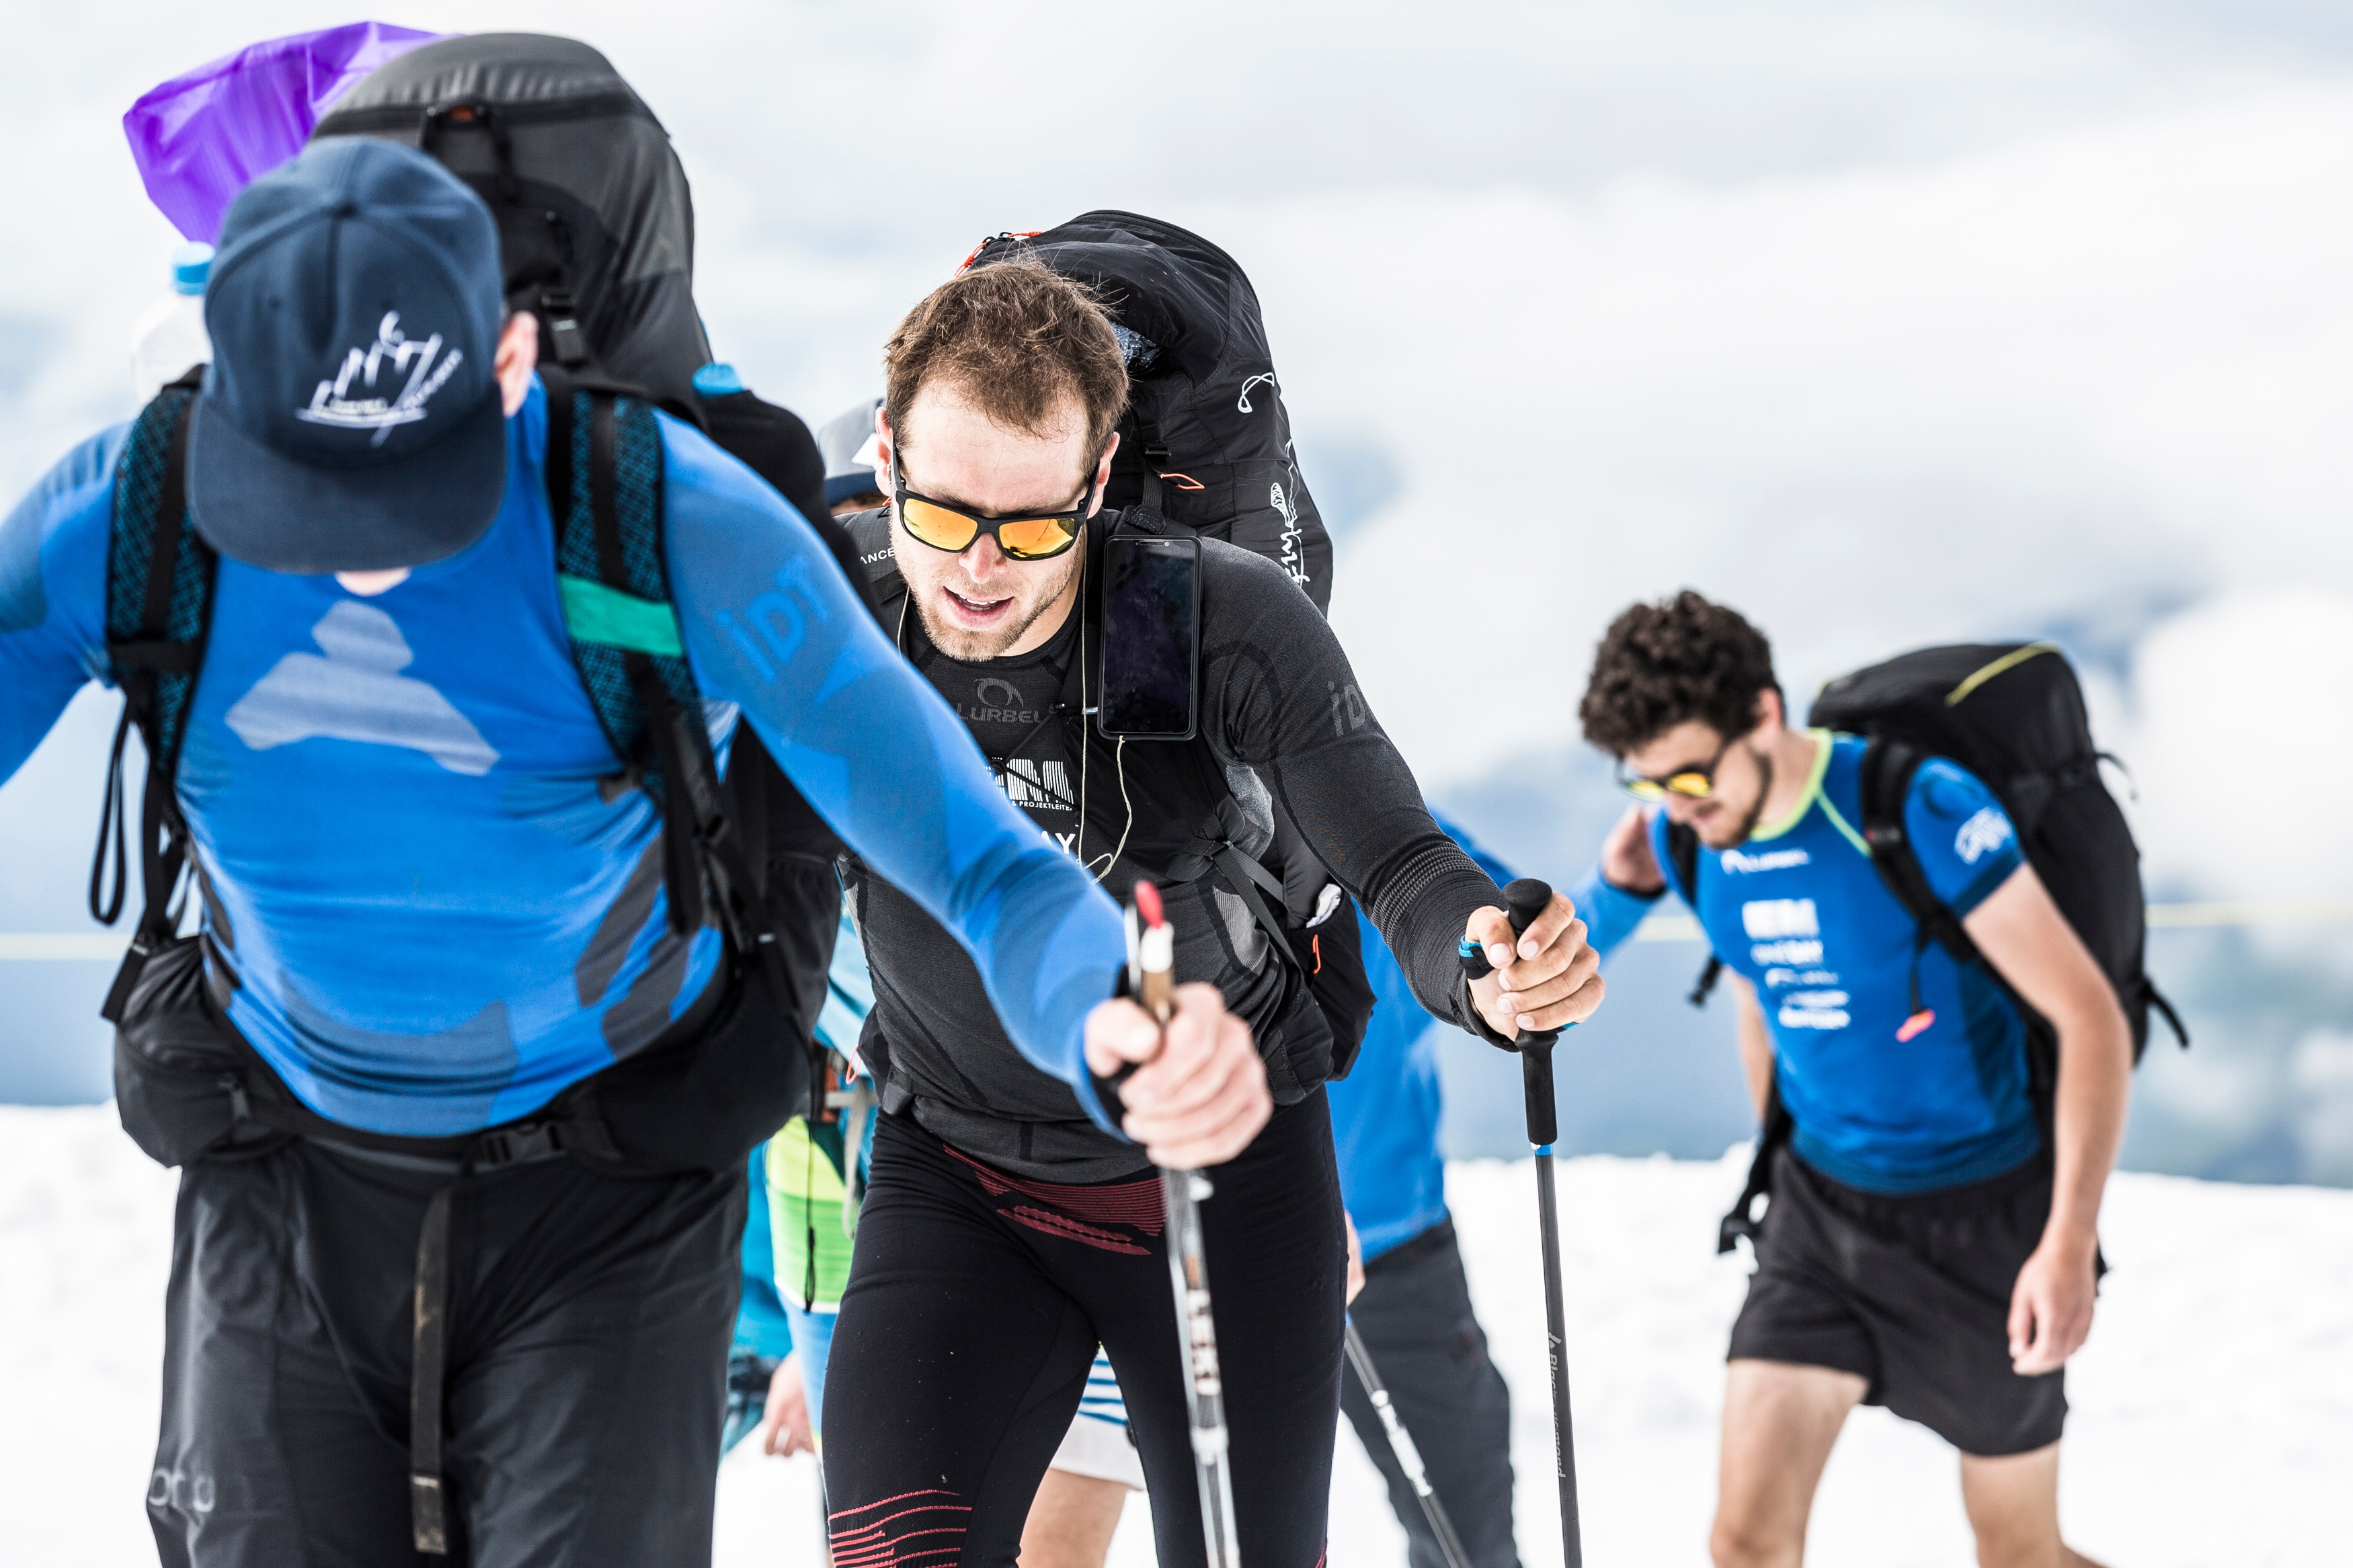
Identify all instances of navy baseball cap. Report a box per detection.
[189,137,508,573]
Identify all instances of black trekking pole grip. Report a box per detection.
[1502,878,1561,1146]
[1503,877,1554,939]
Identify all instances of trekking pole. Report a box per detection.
[1463,878,1583,1567]
[1129,880,1244,1568]
[1345,1320,1474,1568]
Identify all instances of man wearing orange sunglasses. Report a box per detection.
[814,257,1605,1568]
[1568,592,2126,1568]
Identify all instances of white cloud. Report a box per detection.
[1277,91,2353,809]
[2124,588,2353,907]
[3,3,2350,934]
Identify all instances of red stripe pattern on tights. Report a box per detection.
[944,1143,1166,1254]
[828,1488,971,1568]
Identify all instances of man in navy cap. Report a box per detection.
[0,138,1270,1566]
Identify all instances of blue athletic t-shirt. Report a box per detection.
[0,380,1126,1137]
[1328,813,1515,1261]
[1574,731,2034,1194]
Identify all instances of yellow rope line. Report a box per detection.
[7,899,2352,960]
[1629,899,2353,944]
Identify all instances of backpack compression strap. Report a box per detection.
[93,368,217,1019]
[543,368,717,937]
[540,370,805,1004]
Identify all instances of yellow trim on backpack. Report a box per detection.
[1946,643,2057,708]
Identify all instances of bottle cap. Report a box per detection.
[692,362,744,396]
[170,241,216,296]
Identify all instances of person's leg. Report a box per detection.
[823,1112,1101,1566]
[1339,1221,1518,1568]
[1021,1469,1132,1568]
[1023,1350,1145,1567]
[1958,1444,2109,1568]
[1094,1089,1345,1568]
[442,1155,744,1568]
[780,1298,838,1446]
[1710,1360,1865,1568]
[150,1143,445,1568]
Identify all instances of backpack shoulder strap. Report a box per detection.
[1659,819,1726,1008]
[543,369,717,937]
[1858,736,1983,968]
[841,505,904,621]
[1662,819,1700,907]
[93,369,215,1018]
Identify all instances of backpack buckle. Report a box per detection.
[471,1122,559,1169]
[540,288,588,366]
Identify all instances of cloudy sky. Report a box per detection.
[2,3,2348,1167]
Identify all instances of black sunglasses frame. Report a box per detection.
[890,452,1099,562]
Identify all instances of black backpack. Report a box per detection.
[312,34,711,411]
[1681,641,2187,1252]
[311,29,875,1044]
[965,212,1335,613]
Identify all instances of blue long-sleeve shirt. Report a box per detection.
[0,380,1126,1137]
[1328,813,1516,1260]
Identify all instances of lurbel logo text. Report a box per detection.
[1722,847,1810,874]
[296,312,463,446]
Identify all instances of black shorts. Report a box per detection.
[1728,1146,2068,1457]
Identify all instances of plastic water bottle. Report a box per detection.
[131,243,214,402]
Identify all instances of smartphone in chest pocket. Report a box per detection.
[1097,534,1201,742]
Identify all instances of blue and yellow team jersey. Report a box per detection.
[1577,731,2034,1194]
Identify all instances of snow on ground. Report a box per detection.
[5,1105,2348,1567]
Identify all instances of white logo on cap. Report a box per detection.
[296,312,465,446]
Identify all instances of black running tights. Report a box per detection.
[822,1090,1346,1568]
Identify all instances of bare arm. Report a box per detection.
[1962,862,2132,1374]
[1723,972,1775,1123]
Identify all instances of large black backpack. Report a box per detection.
[1687,641,2187,1251]
[964,212,1335,614]
[310,30,871,1042]
[312,34,711,411]
[314,36,844,538]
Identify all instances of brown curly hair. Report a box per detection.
[1578,591,1782,756]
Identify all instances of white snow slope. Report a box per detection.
[4,1106,2347,1567]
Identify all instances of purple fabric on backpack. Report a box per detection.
[124,22,450,243]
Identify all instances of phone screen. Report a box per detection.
[1098,535,1201,741]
